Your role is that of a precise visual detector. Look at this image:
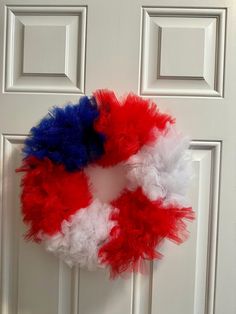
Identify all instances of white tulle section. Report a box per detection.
[41,200,114,269]
[125,125,192,206]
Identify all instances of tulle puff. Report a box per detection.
[94,90,174,166]
[23,96,105,171]
[42,199,114,269]
[99,188,194,277]
[16,157,92,241]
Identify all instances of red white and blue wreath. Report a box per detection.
[17,90,194,277]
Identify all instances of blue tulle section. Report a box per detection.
[23,96,105,171]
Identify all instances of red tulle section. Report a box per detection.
[16,157,92,241]
[94,90,174,166]
[99,188,195,277]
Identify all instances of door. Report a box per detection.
[0,0,235,314]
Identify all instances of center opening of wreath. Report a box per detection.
[85,164,128,203]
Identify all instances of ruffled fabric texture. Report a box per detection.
[125,124,192,206]
[16,156,92,241]
[42,199,114,270]
[17,90,194,278]
[99,188,194,277]
[23,96,105,171]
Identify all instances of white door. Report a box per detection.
[0,0,235,314]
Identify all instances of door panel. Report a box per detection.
[0,136,221,314]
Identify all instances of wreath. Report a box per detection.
[17,90,194,277]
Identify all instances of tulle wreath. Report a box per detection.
[17,90,195,278]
